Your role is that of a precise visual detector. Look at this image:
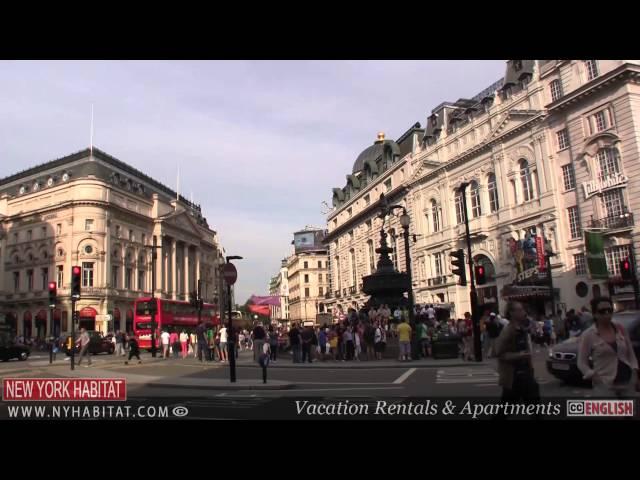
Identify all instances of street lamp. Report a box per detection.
[226,255,242,383]
[145,236,163,358]
[398,209,415,325]
[544,240,557,320]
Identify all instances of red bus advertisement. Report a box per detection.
[133,297,220,350]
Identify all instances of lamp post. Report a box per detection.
[458,182,482,362]
[398,209,415,326]
[145,236,163,358]
[226,255,242,383]
[544,240,557,320]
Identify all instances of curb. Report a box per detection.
[232,362,490,370]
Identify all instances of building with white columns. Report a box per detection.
[0,148,226,337]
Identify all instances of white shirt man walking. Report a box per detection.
[161,330,170,359]
[76,328,92,367]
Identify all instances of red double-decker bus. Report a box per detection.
[133,297,220,350]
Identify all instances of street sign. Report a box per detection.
[222,263,238,285]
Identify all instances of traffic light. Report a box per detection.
[48,282,57,307]
[450,249,467,286]
[475,265,487,285]
[71,266,81,299]
[620,258,633,281]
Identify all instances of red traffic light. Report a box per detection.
[622,261,630,270]
[72,266,81,275]
[477,266,485,275]
[48,282,57,291]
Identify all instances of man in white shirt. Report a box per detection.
[161,330,170,359]
[426,305,436,324]
[219,326,228,362]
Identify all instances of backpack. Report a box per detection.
[259,352,269,368]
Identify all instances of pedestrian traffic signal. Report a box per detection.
[450,249,467,286]
[620,258,633,280]
[71,266,81,299]
[475,265,487,285]
[48,282,57,308]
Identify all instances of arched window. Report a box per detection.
[431,199,441,232]
[454,189,465,225]
[488,173,499,212]
[520,159,534,202]
[596,148,621,180]
[470,181,482,218]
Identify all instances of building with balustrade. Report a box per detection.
[324,60,640,319]
[0,147,226,337]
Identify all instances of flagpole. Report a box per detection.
[90,104,94,157]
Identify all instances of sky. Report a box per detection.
[0,60,506,303]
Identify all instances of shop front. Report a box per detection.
[78,307,97,331]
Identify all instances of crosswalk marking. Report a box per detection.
[436,367,498,386]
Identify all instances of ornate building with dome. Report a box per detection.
[324,60,640,319]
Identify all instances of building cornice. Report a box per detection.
[410,112,546,190]
[546,63,640,112]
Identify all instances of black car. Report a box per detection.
[61,331,115,356]
[0,341,30,361]
[546,311,640,384]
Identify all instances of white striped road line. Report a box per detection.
[393,368,416,384]
[294,382,390,385]
[286,387,404,392]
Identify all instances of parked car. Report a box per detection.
[0,341,30,362]
[60,331,115,356]
[546,310,640,385]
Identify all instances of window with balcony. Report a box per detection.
[454,189,465,225]
[488,173,499,212]
[14,272,20,292]
[389,231,398,268]
[431,199,441,232]
[556,129,570,151]
[41,268,48,290]
[434,253,443,277]
[574,254,587,276]
[596,148,621,180]
[470,181,482,218]
[520,159,534,202]
[550,79,563,102]
[27,269,34,291]
[562,164,576,191]
[601,189,625,219]
[125,268,132,290]
[57,266,63,288]
[568,206,581,239]
[82,262,94,287]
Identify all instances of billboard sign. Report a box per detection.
[294,230,325,253]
